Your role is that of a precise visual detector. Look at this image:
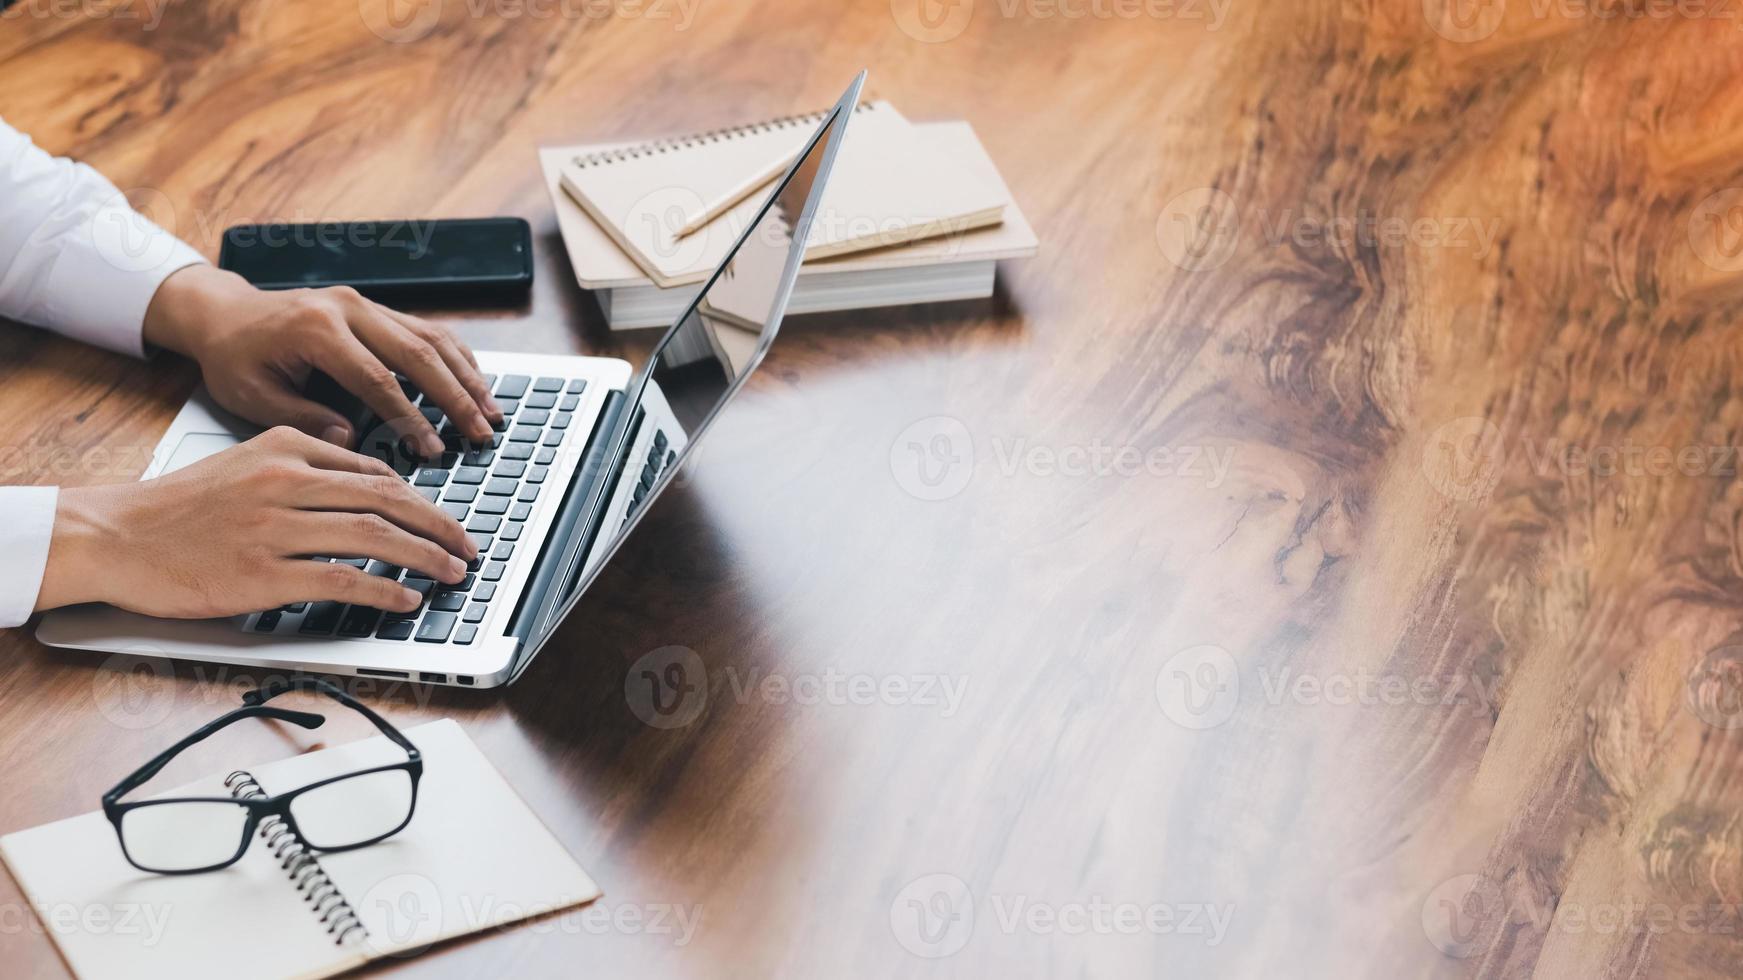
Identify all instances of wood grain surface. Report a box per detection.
[6,0,1743,976]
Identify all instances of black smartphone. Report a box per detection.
[217,216,533,306]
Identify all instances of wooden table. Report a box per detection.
[5,1,1743,976]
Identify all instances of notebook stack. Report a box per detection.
[541,100,1037,330]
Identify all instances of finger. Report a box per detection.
[281,559,424,614]
[314,328,444,458]
[282,512,469,585]
[346,300,493,444]
[257,426,399,479]
[382,309,500,422]
[296,470,476,561]
[242,386,357,449]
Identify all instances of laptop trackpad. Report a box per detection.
[161,432,243,476]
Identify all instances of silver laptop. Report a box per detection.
[37,72,867,689]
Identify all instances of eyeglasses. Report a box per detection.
[102,677,423,875]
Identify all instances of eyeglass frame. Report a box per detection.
[101,676,423,876]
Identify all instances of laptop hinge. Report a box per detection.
[507,389,627,646]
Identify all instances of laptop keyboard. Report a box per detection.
[246,373,587,646]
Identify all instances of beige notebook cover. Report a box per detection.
[558,102,1010,286]
[541,121,1039,291]
[0,719,599,980]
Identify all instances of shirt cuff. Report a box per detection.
[0,486,58,628]
[45,203,206,358]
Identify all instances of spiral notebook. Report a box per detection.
[0,719,599,980]
[559,100,1010,287]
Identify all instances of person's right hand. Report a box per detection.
[34,427,475,619]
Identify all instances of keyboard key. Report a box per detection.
[458,573,477,590]
[376,619,416,641]
[420,405,443,426]
[653,430,669,453]
[517,484,541,503]
[639,464,656,491]
[496,398,519,417]
[542,429,565,447]
[462,447,497,466]
[417,487,440,503]
[416,613,458,643]
[560,394,580,411]
[495,460,527,479]
[526,391,557,410]
[566,379,587,394]
[444,485,478,503]
[491,541,515,561]
[463,602,488,624]
[440,502,469,521]
[282,602,308,614]
[414,469,449,487]
[398,376,419,400]
[476,496,509,515]
[503,443,534,461]
[509,425,543,443]
[481,373,497,388]
[519,408,551,427]
[299,602,345,635]
[509,502,532,522]
[533,377,563,393]
[666,450,676,467]
[490,416,510,432]
[365,561,403,579]
[501,523,523,542]
[404,578,437,601]
[527,466,548,484]
[482,561,507,582]
[336,558,369,569]
[453,466,488,485]
[254,611,281,633]
[430,591,467,613]
[484,477,518,496]
[339,606,381,637]
[455,625,478,645]
[474,583,497,603]
[553,412,572,430]
[467,515,502,534]
[468,532,493,554]
[496,375,531,399]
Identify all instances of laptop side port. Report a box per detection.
[358,668,409,679]
[420,672,448,684]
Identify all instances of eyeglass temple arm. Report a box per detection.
[244,676,420,758]
[103,705,326,805]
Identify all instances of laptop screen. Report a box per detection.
[514,79,862,656]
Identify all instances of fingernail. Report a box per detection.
[321,424,352,447]
[449,556,467,579]
[400,588,421,609]
[485,396,503,418]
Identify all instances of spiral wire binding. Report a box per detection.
[571,100,876,169]
[225,771,369,946]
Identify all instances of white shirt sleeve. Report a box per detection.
[0,115,207,355]
[0,488,57,628]
[0,118,206,628]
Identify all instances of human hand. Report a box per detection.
[142,265,503,457]
[35,427,476,619]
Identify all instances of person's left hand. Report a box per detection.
[143,264,503,457]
